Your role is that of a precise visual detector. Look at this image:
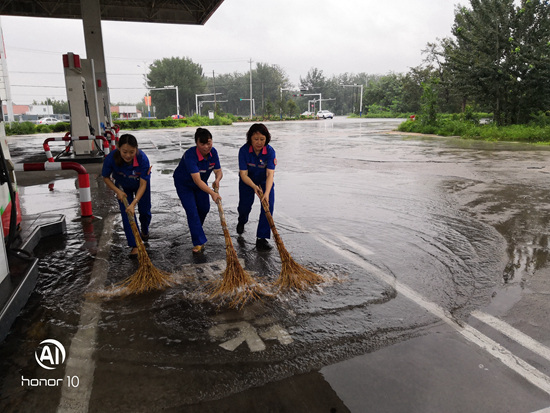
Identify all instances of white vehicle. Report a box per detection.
[301,111,313,116]
[316,110,334,119]
[38,117,59,125]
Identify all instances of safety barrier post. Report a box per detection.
[14,162,93,217]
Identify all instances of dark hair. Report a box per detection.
[114,133,138,166]
[195,127,212,144]
[246,123,271,146]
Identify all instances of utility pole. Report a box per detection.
[249,58,253,118]
[140,61,151,118]
[213,70,216,115]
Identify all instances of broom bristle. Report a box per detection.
[115,220,173,295]
[256,188,325,291]
[209,228,267,308]
[272,243,326,291]
[208,191,268,308]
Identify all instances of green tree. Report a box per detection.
[442,0,550,125]
[300,67,327,91]
[364,73,406,113]
[253,63,289,115]
[420,79,439,126]
[265,100,274,117]
[38,98,69,114]
[147,57,207,118]
[287,99,299,117]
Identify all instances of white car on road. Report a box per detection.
[317,110,334,119]
[38,117,59,125]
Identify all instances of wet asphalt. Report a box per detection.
[1,118,550,412]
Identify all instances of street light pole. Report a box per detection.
[195,93,223,116]
[343,84,364,117]
[148,85,179,117]
[175,85,180,117]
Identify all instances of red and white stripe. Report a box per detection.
[43,134,110,162]
[14,162,93,217]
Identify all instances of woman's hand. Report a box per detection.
[126,201,136,216]
[254,185,262,197]
[116,189,127,202]
[213,179,221,191]
[211,191,222,204]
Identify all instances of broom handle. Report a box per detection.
[213,186,228,231]
[213,185,235,249]
[256,186,284,246]
[117,185,143,244]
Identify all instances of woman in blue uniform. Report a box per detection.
[237,123,276,251]
[102,134,151,257]
[173,128,223,253]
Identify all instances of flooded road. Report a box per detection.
[2,117,550,412]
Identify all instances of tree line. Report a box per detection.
[40,0,550,126]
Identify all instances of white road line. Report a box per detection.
[333,233,375,256]
[277,216,550,396]
[199,169,550,395]
[57,214,115,413]
[471,311,550,363]
[532,408,550,413]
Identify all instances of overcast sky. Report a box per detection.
[0,0,468,105]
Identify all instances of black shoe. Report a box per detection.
[141,232,149,241]
[236,223,245,235]
[256,238,272,251]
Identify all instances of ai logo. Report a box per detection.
[35,339,66,370]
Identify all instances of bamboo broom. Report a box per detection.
[256,187,325,291]
[209,186,267,307]
[116,190,172,294]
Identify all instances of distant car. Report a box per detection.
[171,114,185,119]
[301,111,313,116]
[316,110,334,119]
[38,117,59,125]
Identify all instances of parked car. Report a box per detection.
[316,110,334,119]
[38,117,59,125]
[171,114,185,119]
[301,111,313,116]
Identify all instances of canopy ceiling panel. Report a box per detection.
[0,0,225,25]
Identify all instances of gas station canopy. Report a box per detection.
[0,0,225,25]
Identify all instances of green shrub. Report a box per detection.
[53,122,70,133]
[36,124,52,133]
[398,118,550,143]
[5,122,36,135]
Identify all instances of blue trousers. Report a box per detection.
[118,184,151,248]
[238,181,274,239]
[175,183,210,246]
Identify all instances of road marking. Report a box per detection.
[200,169,550,393]
[332,234,375,256]
[209,320,293,352]
[471,311,550,363]
[277,216,550,396]
[260,324,294,345]
[57,214,115,413]
[209,321,266,352]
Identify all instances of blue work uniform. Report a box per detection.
[102,149,151,248]
[173,146,221,246]
[238,143,276,239]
